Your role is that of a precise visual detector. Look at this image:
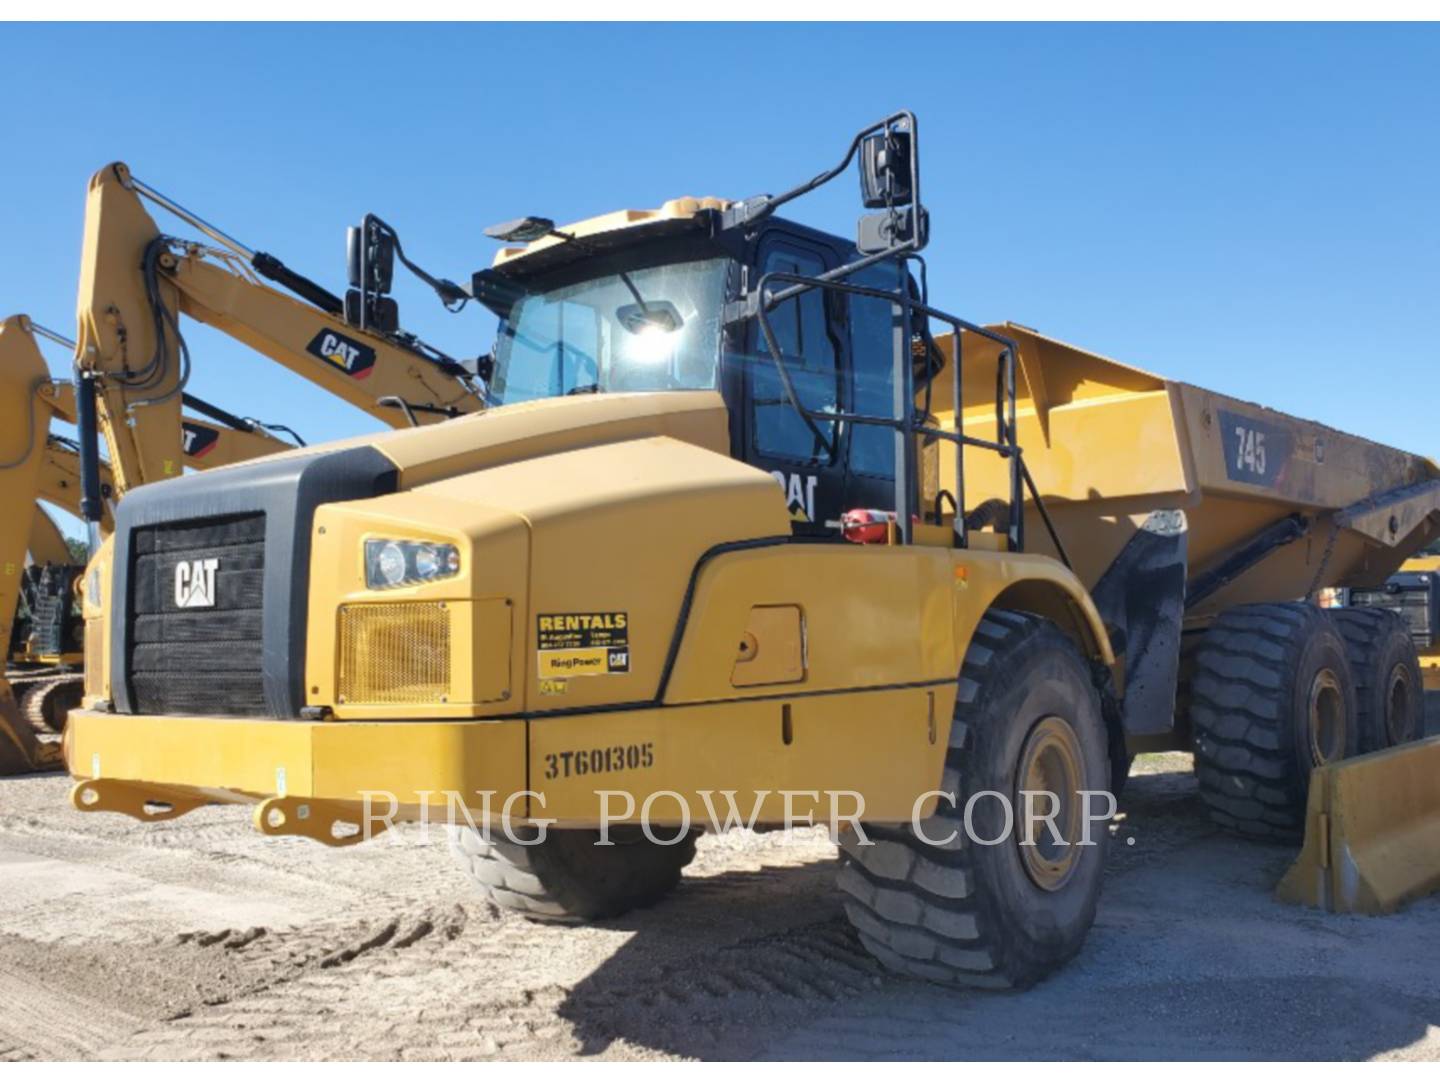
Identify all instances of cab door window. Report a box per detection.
[750,246,842,465]
[847,259,904,480]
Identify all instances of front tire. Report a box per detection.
[838,610,1112,989]
[449,825,696,922]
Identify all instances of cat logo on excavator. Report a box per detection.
[305,329,377,379]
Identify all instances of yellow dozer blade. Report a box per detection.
[1277,735,1440,914]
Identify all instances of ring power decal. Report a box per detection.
[537,612,630,678]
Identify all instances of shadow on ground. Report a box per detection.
[556,765,1440,1060]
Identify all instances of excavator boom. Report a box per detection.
[74,162,484,502]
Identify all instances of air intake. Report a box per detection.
[337,602,452,705]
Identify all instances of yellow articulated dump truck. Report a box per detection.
[64,112,1440,988]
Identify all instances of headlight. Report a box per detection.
[364,539,460,590]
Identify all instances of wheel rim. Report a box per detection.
[1307,667,1346,765]
[1384,661,1414,746]
[1015,715,1085,892]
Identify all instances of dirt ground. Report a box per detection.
[1,752,1438,1062]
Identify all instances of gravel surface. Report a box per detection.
[1,753,1437,1061]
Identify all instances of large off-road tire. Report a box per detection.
[837,610,1112,989]
[1329,606,1424,753]
[1191,602,1359,841]
[449,824,696,922]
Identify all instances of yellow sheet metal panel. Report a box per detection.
[1277,735,1440,914]
[64,708,528,811]
[80,534,114,708]
[730,605,806,687]
[419,434,791,714]
[307,493,528,719]
[667,544,959,701]
[1176,383,1436,510]
[308,718,526,810]
[953,389,1192,514]
[529,686,951,826]
[929,323,1166,433]
[371,390,732,489]
[926,321,1437,602]
[66,710,313,799]
[666,544,1113,706]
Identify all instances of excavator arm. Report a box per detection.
[1,315,69,771]
[74,163,484,502]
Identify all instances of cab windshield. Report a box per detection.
[489,257,730,405]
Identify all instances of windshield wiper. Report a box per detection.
[565,383,601,395]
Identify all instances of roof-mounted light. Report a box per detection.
[483,216,557,244]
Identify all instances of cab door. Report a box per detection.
[740,231,849,535]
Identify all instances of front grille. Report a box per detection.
[128,513,267,715]
[337,602,451,705]
[1351,582,1434,647]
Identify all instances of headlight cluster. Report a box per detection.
[364,539,460,590]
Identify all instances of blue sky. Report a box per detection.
[4,23,1438,536]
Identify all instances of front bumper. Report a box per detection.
[65,708,528,844]
[65,683,949,843]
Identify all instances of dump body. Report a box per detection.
[935,324,1440,620]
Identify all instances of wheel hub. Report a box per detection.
[1015,715,1086,892]
[1384,661,1414,747]
[1307,667,1346,765]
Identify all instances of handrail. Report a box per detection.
[753,268,1071,567]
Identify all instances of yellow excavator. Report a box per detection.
[3,315,302,769]
[64,114,1440,984]
[4,162,488,773]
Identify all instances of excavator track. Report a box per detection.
[0,672,74,775]
[15,671,83,736]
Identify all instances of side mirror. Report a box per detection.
[857,206,928,254]
[859,124,915,209]
[346,220,395,294]
[343,290,399,333]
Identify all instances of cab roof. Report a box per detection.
[490,196,732,269]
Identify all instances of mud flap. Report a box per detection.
[1090,510,1188,736]
[1277,735,1440,914]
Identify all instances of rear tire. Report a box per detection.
[1329,607,1423,752]
[1191,602,1359,842]
[838,610,1112,989]
[449,824,696,922]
